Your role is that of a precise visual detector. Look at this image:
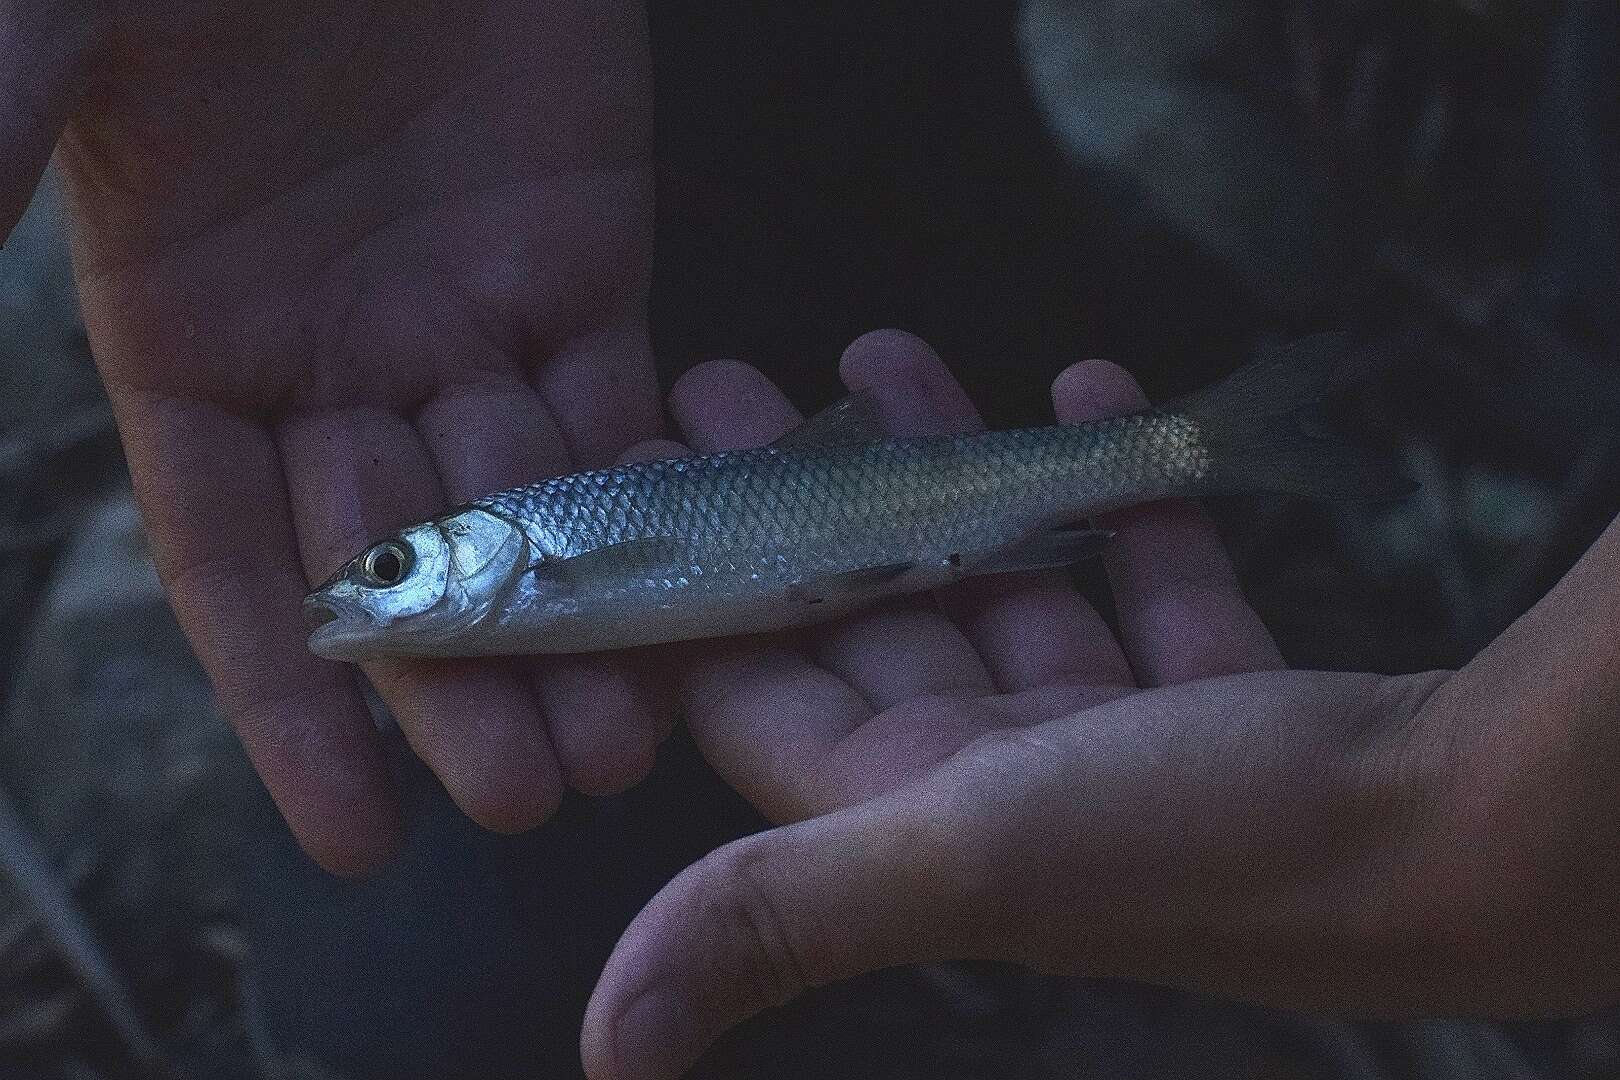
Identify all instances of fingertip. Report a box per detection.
[581,909,687,1080]
[539,656,669,797]
[1051,359,1150,422]
[268,767,401,880]
[604,989,705,1080]
[581,983,642,1080]
[838,329,981,435]
[837,328,943,386]
[582,843,771,1080]
[532,328,661,468]
[444,725,564,835]
[367,659,565,835]
[584,800,983,1080]
[669,359,800,451]
[405,724,562,836]
[557,723,659,798]
[231,685,406,879]
[668,358,761,406]
[573,747,659,798]
[296,807,405,879]
[272,750,405,878]
[580,998,618,1080]
[468,799,561,836]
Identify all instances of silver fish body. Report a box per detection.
[485,415,1201,648]
[304,335,1407,661]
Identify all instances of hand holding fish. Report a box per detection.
[0,0,659,874]
[578,335,1620,1080]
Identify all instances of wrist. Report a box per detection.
[968,671,1465,1004]
[1385,650,1620,1015]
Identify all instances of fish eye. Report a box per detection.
[360,541,412,588]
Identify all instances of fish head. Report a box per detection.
[303,507,531,660]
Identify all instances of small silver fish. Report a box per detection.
[304,335,1405,661]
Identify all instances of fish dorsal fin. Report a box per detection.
[772,391,885,449]
[535,537,690,585]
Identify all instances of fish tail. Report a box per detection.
[1172,333,1415,503]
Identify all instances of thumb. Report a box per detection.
[581,780,1007,1080]
[0,0,109,241]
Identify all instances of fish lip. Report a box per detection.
[302,594,379,660]
[306,618,371,661]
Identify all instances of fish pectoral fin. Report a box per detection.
[772,391,885,449]
[534,537,689,585]
[786,562,912,607]
[963,524,1115,577]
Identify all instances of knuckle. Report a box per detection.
[884,692,982,731]
[163,549,248,603]
[954,724,1059,771]
[702,841,812,1008]
[933,727,1067,919]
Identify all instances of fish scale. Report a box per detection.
[470,413,1208,585]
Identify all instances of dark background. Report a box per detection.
[0,0,1616,1076]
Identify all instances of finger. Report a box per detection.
[940,358,1199,693]
[416,381,666,797]
[279,405,562,833]
[412,382,573,493]
[531,324,661,467]
[810,607,990,709]
[0,1,108,239]
[535,654,668,796]
[1053,361,1283,683]
[531,436,701,796]
[939,573,1134,691]
[844,332,1132,693]
[112,394,400,876]
[668,358,802,453]
[668,360,873,817]
[837,328,983,437]
[814,331,993,706]
[581,782,999,1080]
[680,640,872,821]
[855,331,1134,693]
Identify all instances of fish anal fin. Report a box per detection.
[786,562,911,606]
[773,391,885,449]
[963,525,1115,577]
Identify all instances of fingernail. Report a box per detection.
[614,987,705,1080]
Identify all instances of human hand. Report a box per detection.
[580,331,1462,1079]
[1,0,658,873]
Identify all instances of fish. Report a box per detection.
[303,333,1409,661]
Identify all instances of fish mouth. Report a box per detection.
[302,595,377,661]
[303,596,341,631]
